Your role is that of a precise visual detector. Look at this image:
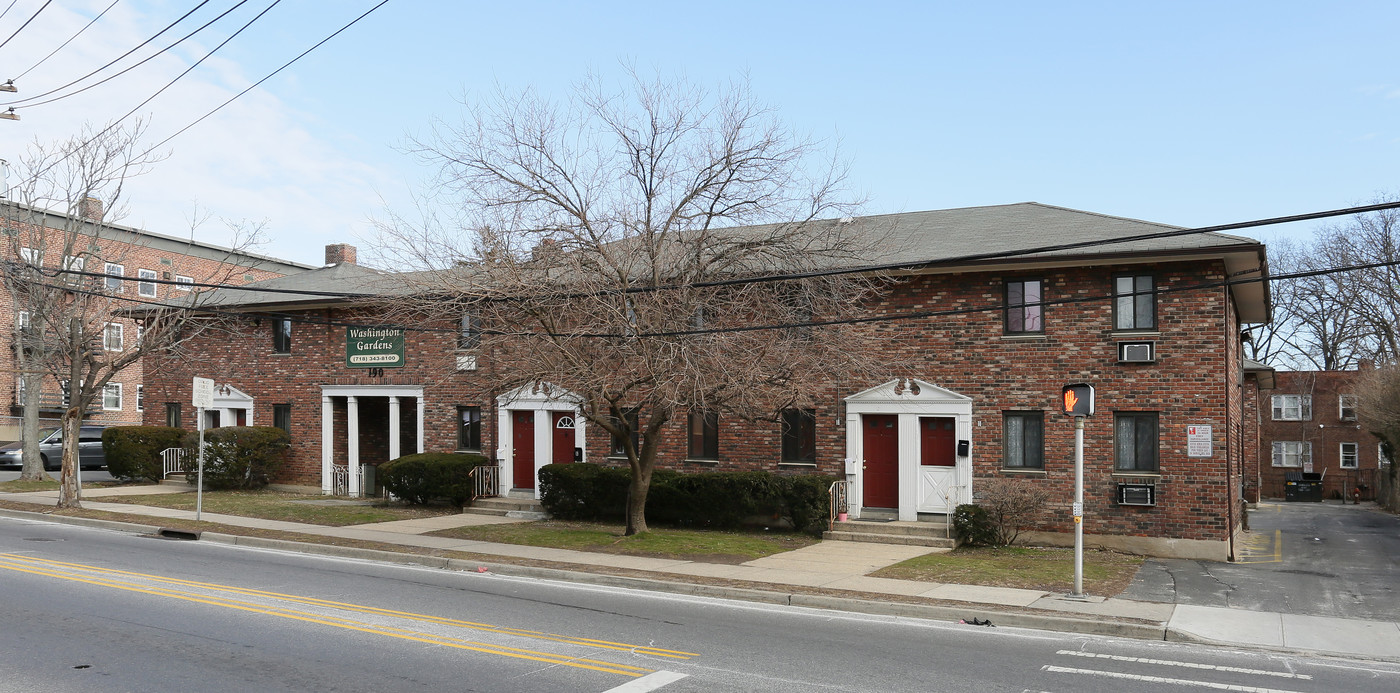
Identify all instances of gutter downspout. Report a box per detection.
[1224,281,1236,562]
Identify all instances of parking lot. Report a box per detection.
[1123,500,1400,620]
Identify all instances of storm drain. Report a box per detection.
[155,528,201,541]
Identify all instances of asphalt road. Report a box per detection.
[1123,500,1400,620]
[3,516,1399,692]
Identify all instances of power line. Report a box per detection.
[10,0,121,82]
[1,0,211,106]
[9,241,1400,343]
[143,0,390,152]
[0,0,51,52]
[0,1,20,24]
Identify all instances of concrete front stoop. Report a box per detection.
[823,519,958,549]
[467,496,547,520]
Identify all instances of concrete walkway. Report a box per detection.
[4,484,1397,662]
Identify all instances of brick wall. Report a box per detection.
[144,257,1249,545]
[1258,369,1385,500]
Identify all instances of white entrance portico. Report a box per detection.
[844,378,973,521]
[320,384,425,496]
[496,383,586,499]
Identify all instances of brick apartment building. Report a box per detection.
[1,200,313,441]
[1255,367,1389,501]
[142,203,1270,560]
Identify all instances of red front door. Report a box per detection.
[920,417,956,466]
[552,411,576,464]
[863,414,899,508]
[512,410,535,490]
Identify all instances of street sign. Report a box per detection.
[1062,383,1095,417]
[192,377,214,409]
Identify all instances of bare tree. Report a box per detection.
[376,72,891,534]
[2,123,264,507]
[1358,365,1400,511]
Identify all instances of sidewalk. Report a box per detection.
[4,484,1398,661]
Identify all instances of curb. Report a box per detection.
[4,506,1169,641]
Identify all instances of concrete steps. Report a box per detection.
[466,495,547,520]
[823,518,958,548]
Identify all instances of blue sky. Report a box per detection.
[1,1,1397,266]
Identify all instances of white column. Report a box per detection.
[347,395,361,497]
[388,396,401,462]
[573,406,586,463]
[321,395,333,494]
[897,413,918,522]
[533,407,549,499]
[415,394,425,454]
[845,412,862,519]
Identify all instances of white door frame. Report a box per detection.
[844,378,973,521]
[496,383,586,499]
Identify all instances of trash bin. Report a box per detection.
[1284,471,1324,502]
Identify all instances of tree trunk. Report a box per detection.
[17,368,48,481]
[624,457,653,536]
[55,409,82,509]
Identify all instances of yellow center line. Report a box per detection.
[0,554,686,677]
[2,553,696,659]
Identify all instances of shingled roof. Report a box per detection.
[183,202,1269,320]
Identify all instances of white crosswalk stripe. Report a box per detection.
[1042,665,1308,693]
[1055,650,1312,679]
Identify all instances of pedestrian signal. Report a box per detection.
[1062,383,1095,417]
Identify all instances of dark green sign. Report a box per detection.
[346,327,405,368]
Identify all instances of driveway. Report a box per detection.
[1122,500,1400,621]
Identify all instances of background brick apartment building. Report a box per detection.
[1,199,313,442]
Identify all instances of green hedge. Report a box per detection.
[103,426,185,482]
[952,503,997,546]
[182,426,289,490]
[537,464,837,534]
[379,452,491,507]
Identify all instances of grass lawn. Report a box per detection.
[96,489,460,526]
[0,477,60,493]
[431,520,819,564]
[871,545,1145,596]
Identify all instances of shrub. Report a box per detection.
[974,478,1051,546]
[182,426,289,490]
[378,452,491,507]
[952,504,997,546]
[537,463,837,534]
[103,426,185,482]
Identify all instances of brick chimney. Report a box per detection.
[325,243,357,266]
[80,196,104,221]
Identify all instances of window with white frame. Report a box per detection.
[63,255,84,283]
[138,269,158,297]
[103,383,122,411]
[1272,441,1311,467]
[137,385,144,412]
[20,247,41,266]
[105,262,124,292]
[1339,395,1357,421]
[17,311,29,330]
[136,326,145,345]
[1340,442,1359,468]
[103,323,123,351]
[175,275,193,291]
[1381,443,1392,467]
[1271,394,1312,421]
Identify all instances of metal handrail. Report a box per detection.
[331,464,349,496]
[828,479,849,531]
[160,447,186,478]
[469,464,500,500]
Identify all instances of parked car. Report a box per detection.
[0,426,108,470]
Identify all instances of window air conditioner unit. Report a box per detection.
[1118,341,1156,363]
[1117,483,1156,506]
